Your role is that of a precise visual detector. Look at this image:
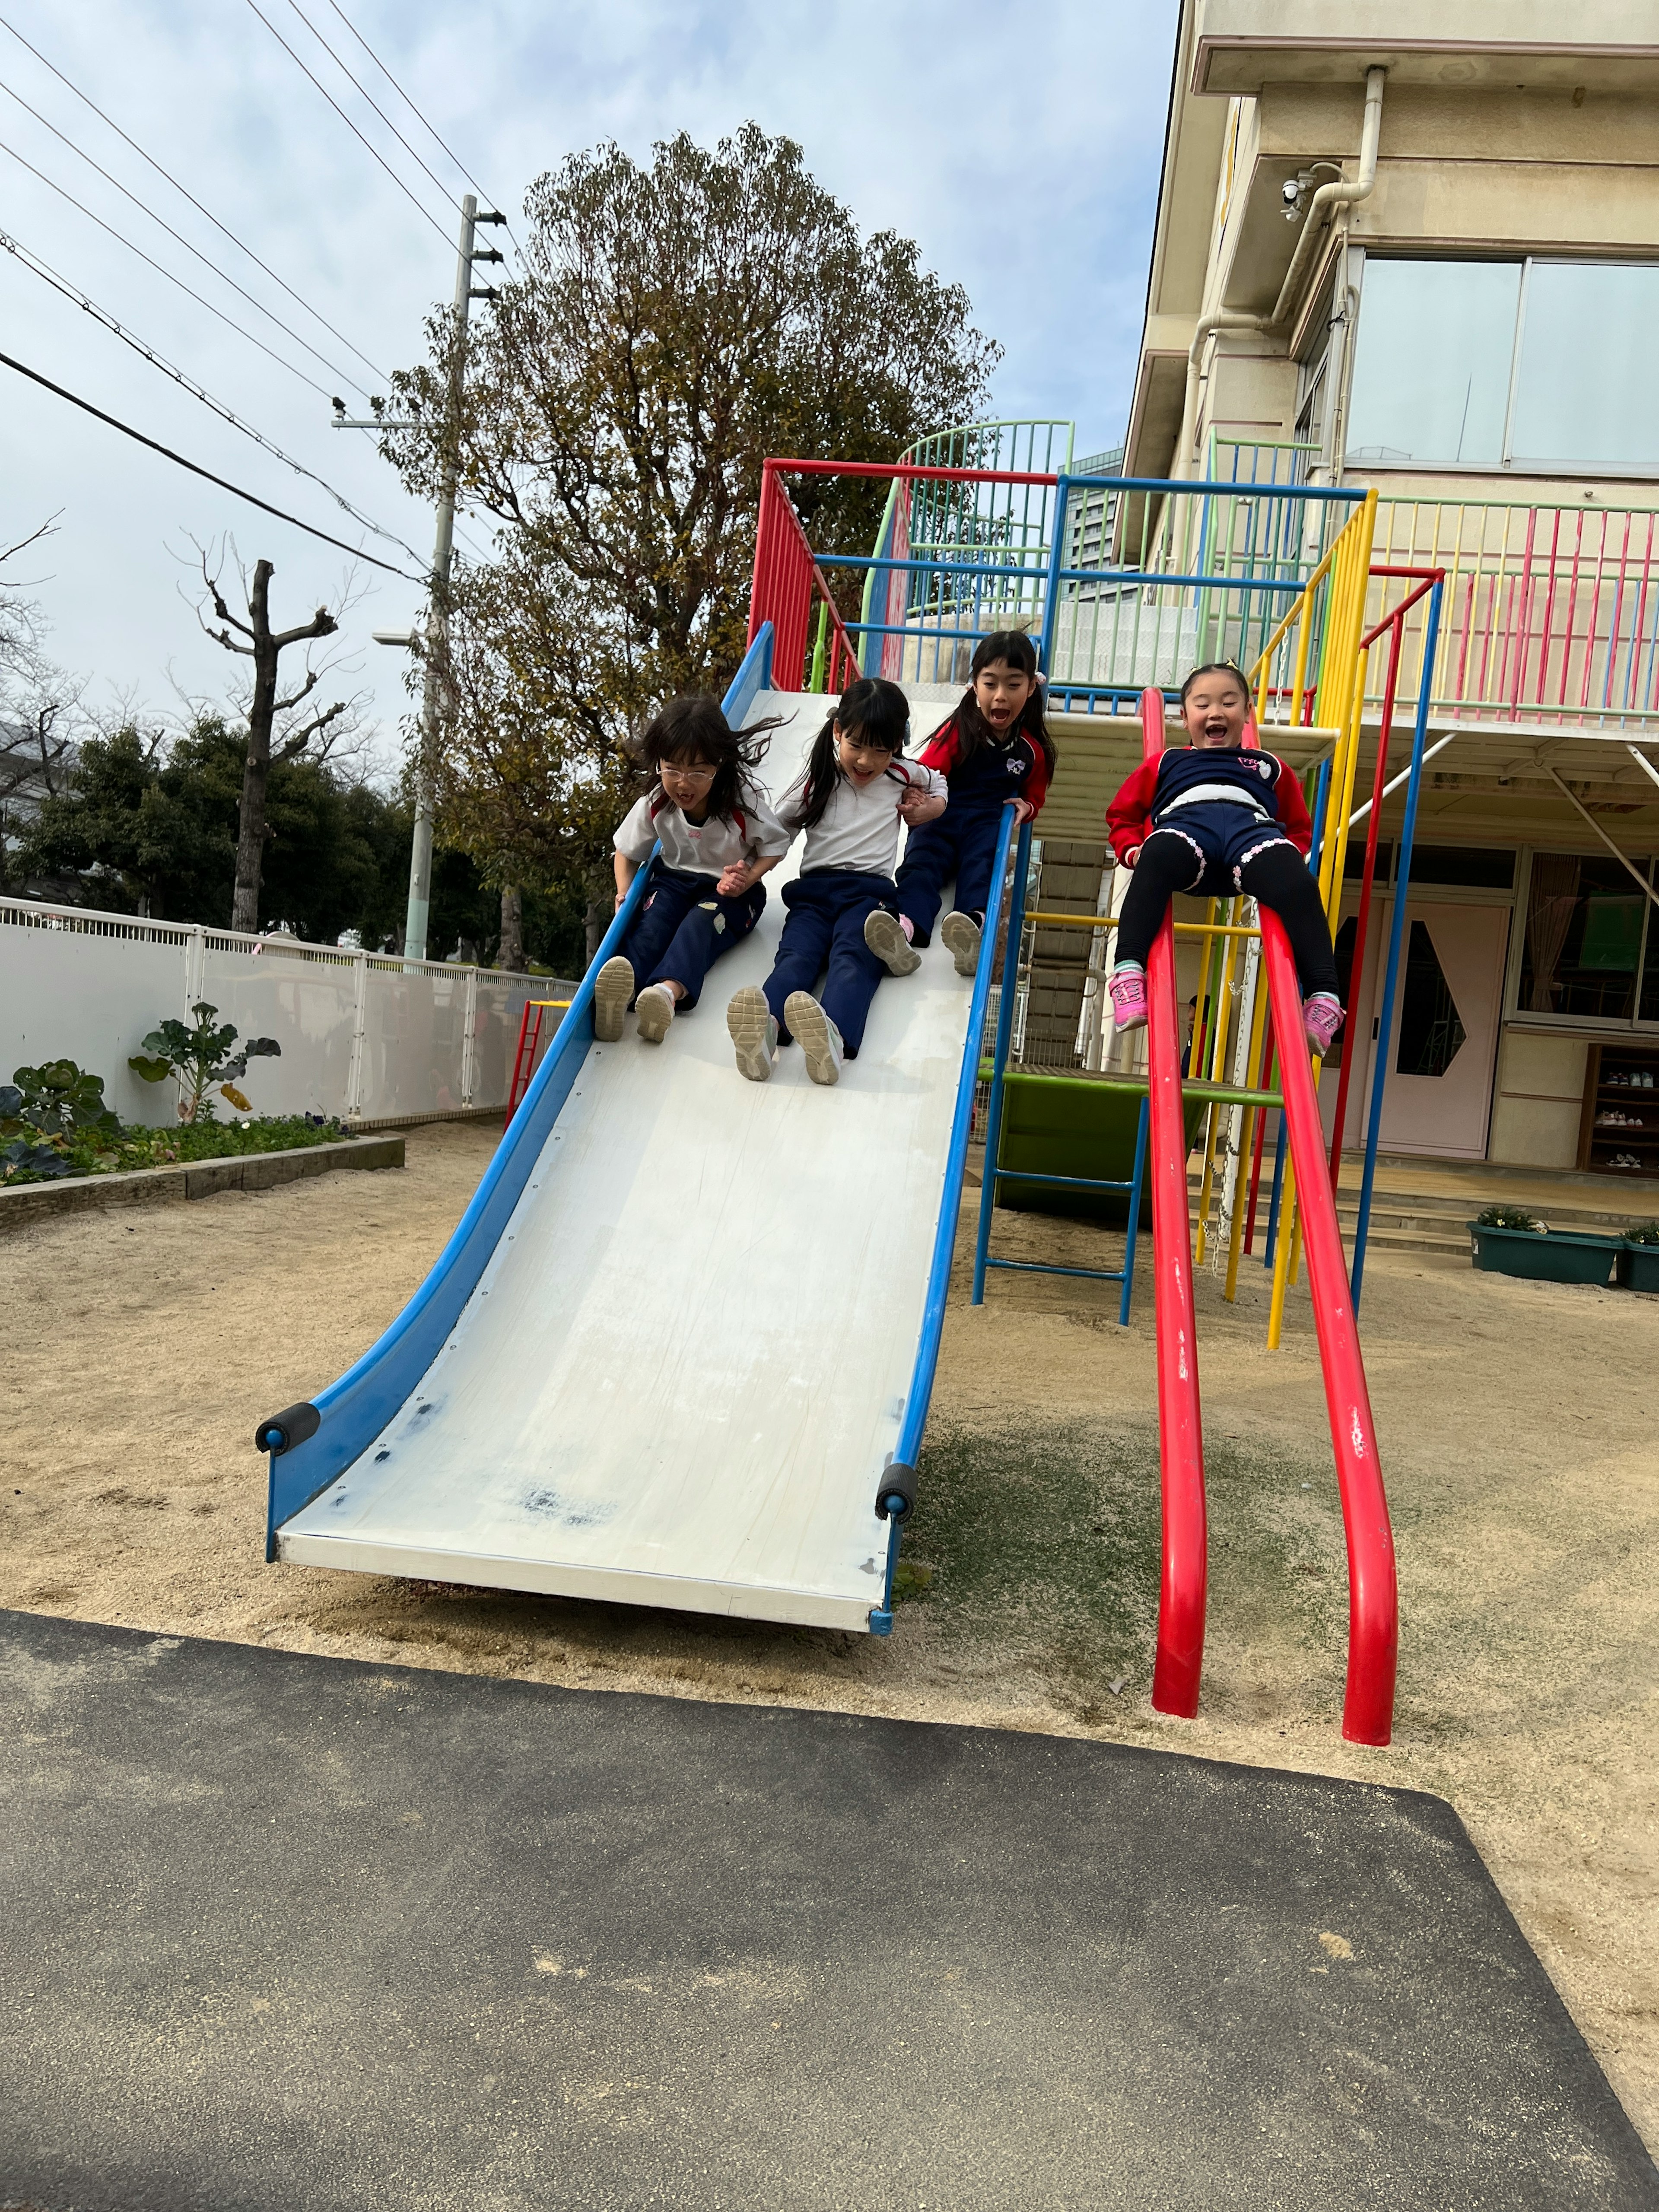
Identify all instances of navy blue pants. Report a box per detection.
[895,807,1006,945]
[1116,804,1337,997]
[762,871,896,1055]
[622,863,766,1011]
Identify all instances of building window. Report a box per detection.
[1518,852,1655,1022]
[1346,257,1659,473]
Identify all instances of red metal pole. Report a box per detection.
[1259,911,1398,1745]
[1140,687,1208,1720]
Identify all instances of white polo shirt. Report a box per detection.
[613,781,792,877]
[778,758,948,880]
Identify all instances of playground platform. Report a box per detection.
[2,1610,1651,2211]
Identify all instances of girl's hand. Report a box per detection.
[1011,797,1035,825]
[1122,844,1141,868]
[717,860,756,897]
[615,886,628,910]
[899,789,945,824]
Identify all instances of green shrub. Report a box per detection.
[0,1113,348,1188]
[1623,1219,1659,1246]
[1476,1204,1545,1232]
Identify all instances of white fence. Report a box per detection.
[1,897,574,1127]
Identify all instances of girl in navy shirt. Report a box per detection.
[893,629,1055,976]
[726,677,946,1087]
[1104,661,1343,1055]
[596,696,791,1046]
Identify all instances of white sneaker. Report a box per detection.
[785,992,845,1086]
[864,908,920,976]
[636,983,676,1042]
[726,985,778,1082]
[594,954,634,1041]
[940,910,982,978]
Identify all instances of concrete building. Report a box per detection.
[1123,1,1659,1179]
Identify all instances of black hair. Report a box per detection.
[1178,661,1253,705]
[630,694,784,826]
[796,676,912,832]
[949,629,1057,778]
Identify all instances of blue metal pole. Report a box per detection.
[973,816,1033,1303]
[1352,575,1444,1312]
[1118,1094,1151,1326]
[1264,1114,1290,1268]
[1036,477,1070,676]
[1306,759,1332,878]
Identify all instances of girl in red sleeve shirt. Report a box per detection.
[1104,662,1344,1057]
[887,630,1055,979]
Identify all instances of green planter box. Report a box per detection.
[1616,1243,1659,1293]
[994,1075,1207,1227]
[1467,1222,1621,1286]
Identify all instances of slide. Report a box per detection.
[260,635,1007,1635]
[1137,688,1398,1746]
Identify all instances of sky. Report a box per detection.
[0,0,1178,778]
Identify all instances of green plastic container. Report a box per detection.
[1467,1222,1620,1286]
[995,1075,1208,1226]
[1615,1242,1659,1293]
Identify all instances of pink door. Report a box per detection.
[1372,901,1511,1158]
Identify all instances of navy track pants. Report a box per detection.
[622,863,766,1011]
[761,871,896,1056]
[895,807,1006,946]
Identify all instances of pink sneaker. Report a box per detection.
[1108,966,1148,1032]
[1303,994,1344,1056]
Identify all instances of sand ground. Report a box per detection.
[3,1120,1655,2146]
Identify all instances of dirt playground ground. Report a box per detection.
[3,1119,1656,2146]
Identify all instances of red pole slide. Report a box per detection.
[1257,911,1399,1745]
[1139,690,1208,1719]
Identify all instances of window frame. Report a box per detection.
[1345,251,1659,480]
[1504,844,1659,1033]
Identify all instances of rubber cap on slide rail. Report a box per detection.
[255,1402,321,1456]
[875,1464,916,1521]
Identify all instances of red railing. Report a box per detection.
[747,463,863,694]
[1140,690,1209,1720]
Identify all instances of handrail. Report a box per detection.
[1242,717,1398,1748]
[1139,688,1208,1720]
[874,801,1021,1630]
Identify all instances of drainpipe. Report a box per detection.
[1173,65,1387,479]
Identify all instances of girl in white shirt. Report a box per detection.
[726,677,947,1087]
[596,696,792,1045]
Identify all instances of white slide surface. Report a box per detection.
[279,689,969,1631]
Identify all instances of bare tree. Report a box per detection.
[198,549,359,932]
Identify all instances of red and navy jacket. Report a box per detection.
[1106,745,1311,864]
[918,714,1051,817]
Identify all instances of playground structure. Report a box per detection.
[261,434,1456,1745]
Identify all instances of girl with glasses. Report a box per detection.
[595,696,791,1045]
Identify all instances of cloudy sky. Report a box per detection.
[1,0,1178,773]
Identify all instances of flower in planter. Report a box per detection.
[1476,1204,1545,1233]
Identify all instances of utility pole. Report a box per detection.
[334,192,504,962]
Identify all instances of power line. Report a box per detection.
[0,136,338,402]
[321,0,521,251]
[0,13,390,391]
[0,347,423,580]
[280,0,461,218]
[0,225,426,570]
[0,75,378,402]
[243,0,455,250]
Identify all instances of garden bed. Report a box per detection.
[0,1131,404,1232]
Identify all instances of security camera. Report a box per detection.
[1281,178,1304,222]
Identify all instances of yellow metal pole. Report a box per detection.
[1268,1145,1297,1348]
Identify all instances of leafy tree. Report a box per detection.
[383,123,1000,918]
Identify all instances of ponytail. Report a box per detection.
[795,676,911,831]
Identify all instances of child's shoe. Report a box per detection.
[864,908,920,976]
[726,985,778,1083]
[635,983,676,1042]
[594,955,634,1041]
[785,992,844,1086]
[1303,994,1344,1057]
[940,909,981,977]
[1107,964,1148,1032]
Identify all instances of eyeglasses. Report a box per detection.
[660,762,717,785]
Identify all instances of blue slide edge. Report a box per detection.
[264,625,776,1551]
